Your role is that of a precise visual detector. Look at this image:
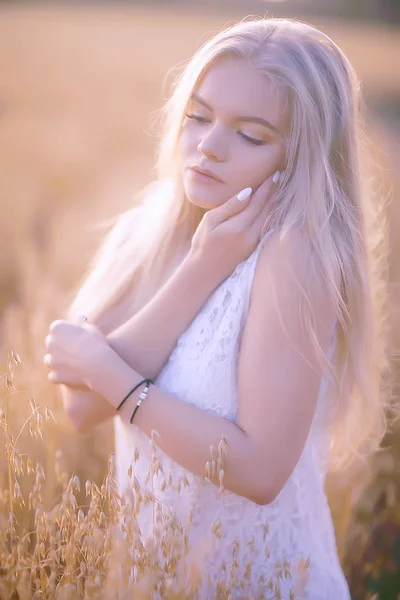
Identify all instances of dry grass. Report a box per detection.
[1,353,312,599]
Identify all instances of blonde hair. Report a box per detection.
[66,16,393,471]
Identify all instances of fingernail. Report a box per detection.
[237,187,252,201]
[272,171,280,184]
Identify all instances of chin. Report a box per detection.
[185,194,221,211]
[183,180,226,210]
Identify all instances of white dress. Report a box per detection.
[113,229,352,600]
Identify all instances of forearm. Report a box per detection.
[60,385,116,432]
[62,252,218,431]
[107,252,217,381]
[85,349,267,506]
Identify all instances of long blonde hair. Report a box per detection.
[66,16,393,471]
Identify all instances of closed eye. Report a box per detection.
[185,113,266,146]
[239,133,266,146]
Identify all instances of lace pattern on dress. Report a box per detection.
[113,228,349,600]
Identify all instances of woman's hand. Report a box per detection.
[43,319,110,388]
[188,172,279,283]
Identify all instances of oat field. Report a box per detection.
[0,3,399,598]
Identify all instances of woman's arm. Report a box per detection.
[60,178,274,431]
[62,252,220,432]
[82,348,267,505]
[80,229,336,506]
[60,387,118,431]
[106,250,217,381]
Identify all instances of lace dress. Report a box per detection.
[113,229,352,600]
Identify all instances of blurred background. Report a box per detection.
[0,0,399,598]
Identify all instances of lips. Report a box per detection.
[189,166,222,182]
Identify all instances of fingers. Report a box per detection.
[44,334,67,356]
[207,186,254,227]
[47,367,83,386]
[212,173,276,232]
[239,174,277,229]
[43,353,52,367]
[43,352,64,375]
[43,353,82,386]
[48,319,84,337]
[45,320,87,357]
[247,200,274,241]
[43,353,65,367]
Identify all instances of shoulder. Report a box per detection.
[257,227,309,279]
[250,227,336,343]
[237,228,337,502]
[255,227,329,294]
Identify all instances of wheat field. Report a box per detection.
[0,3,399,598]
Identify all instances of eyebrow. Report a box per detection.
[191,93,282,137]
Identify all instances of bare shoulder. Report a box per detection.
[250,227,337,344]
[257,227,311,280]
[236,227,338,502]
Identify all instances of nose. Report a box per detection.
[197,124,227,162]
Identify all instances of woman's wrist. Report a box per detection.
[84,347,145,412]
[183,248,226,292]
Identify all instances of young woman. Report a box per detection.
[43,16,391,599]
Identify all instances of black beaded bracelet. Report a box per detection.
[129,380,152,424]
[116,378,154,412]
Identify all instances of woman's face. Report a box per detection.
[179,56,289,211]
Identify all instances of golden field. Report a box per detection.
[0,3,399,598]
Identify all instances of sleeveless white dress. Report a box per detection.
[113,229,352,600]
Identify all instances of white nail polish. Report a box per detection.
[272,170,280,184]
[237,187,252,201]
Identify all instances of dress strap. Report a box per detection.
[241,228,276,318]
